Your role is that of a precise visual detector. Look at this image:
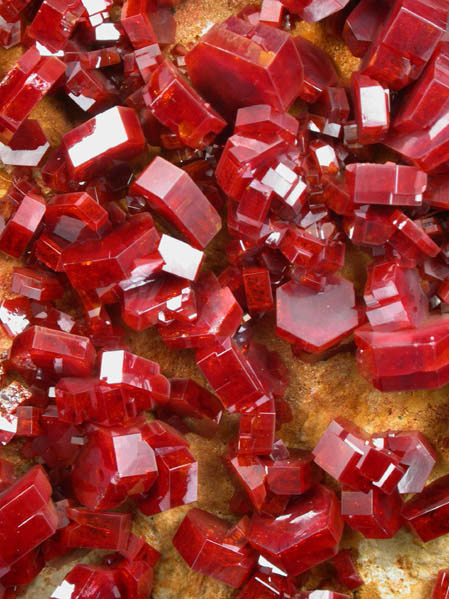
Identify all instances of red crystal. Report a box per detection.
[143,59,226,149]
[361,0,449,90]
[238,570,297,599]
[0,465,58,571]
[62,106,145,181]
[28,0,84,52]
[238,394,276,455]
[63,508,131,551]
[137,444,197,514]
[343,0,390,58]
[364,260,428,331]
[122,275,197,330]
[342,488,404,538]
[248,484,343,575]
[242,266,274,314]
[235,105,298,144]
[46,192,109,232]
[157,234,205,281]
[0,119,49,167]
[10,325,96,378]
[1,547,43,587]
[401,474,449,541]
[294,36,339,103]
[62,213,159,289]
[432,570,449,599]
[347,163,427,207]
[351,73,390,144]
[72,422,159,510]
[185,18,303,117]
[394,42,449,133]
[280,0,351,22]
[266,449,318,496]
[121,0,157,50]
[0,46,65,143]
[173,507,257,588]
[11,266,64,301]
[49,564,123,599]
[197,337,266,412]
[355,315,449,391]
[277,276,359,353]
[159,274,243,349]
[0,192,46,258]
[131,156,221,250]
[0,0,32,22]
[98,349,170,409]
[332,549,364,590]
[66,63,118,115]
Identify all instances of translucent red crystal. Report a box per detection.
[364,260,428,331]
[248,484,343,575]
[185,18,303,117]
[143,59,226,149]
[342,488,404,538]
[63,508,131,551]
[131,156,221,249]
[121,0,157,50]
[62,106,145,181]
[0,465,58,572]
[0,119,49,167]
[49,564,123,599]
[277,276,359,353]
[0,192,46,258]
[294,36,339,103]
[401,474,449,541]
[333,549,364,591]
[28,0,84,52]
[343,0,390,58]
[351,73,390,144]
[173,508,257,588]
[432,570,449,599]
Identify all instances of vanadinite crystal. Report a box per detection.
[173,508,257,587]
[432,570,449,599]
[401,474,449,541]
[185,18,303,117]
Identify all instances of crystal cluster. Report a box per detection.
[0,0,448,595]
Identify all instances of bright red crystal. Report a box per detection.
[351,73,390,144]
[355,315,449,391]
[11,266,64,302]
[0,119,49,167]
[49,564,124,599]
[343,0,390,58]
[63,508,131,551]
[394,43,449,133]
[173,508,257,588]
[347,163,427,207]
[164,378,222,437]
[46,192,109,232]
[238,570,297,599]
[342,488,403,538]
[72,422,159,510]
[401,474,449,541]
[360,0,449,90]
[121,0,157,50]
[1,546,44,586]
[99,349,170,409]
[131,156,221,250]
[312,418,370,491]
[259,0,284,27]
[159,274,243,349]
[0,0,32,22]
[143,59,226,149]
[226,453,268,511]
[280,0,351,22]
[0,46,65,143]
[277,277,359,353]
[364,260,428,331]
[333,549,364,590]
[0,192,46,258]
[10,325,96,378]
[197,337,266,413]
[62,213,159,289]
[242,266,274,314]
[248,484,343,575]
[238,394,276,455]
[123,275,197,330]
[185,18,303,117]
[378,430,437,494]
[432,570,449,599]
[0,465,58,571]
[266,449,318,496]
[137,443,198,514]
[62,106,145,181]
[66,63,118,114]
[294,36,339,103]
[28,0,84,51]
[235,105,298,144]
